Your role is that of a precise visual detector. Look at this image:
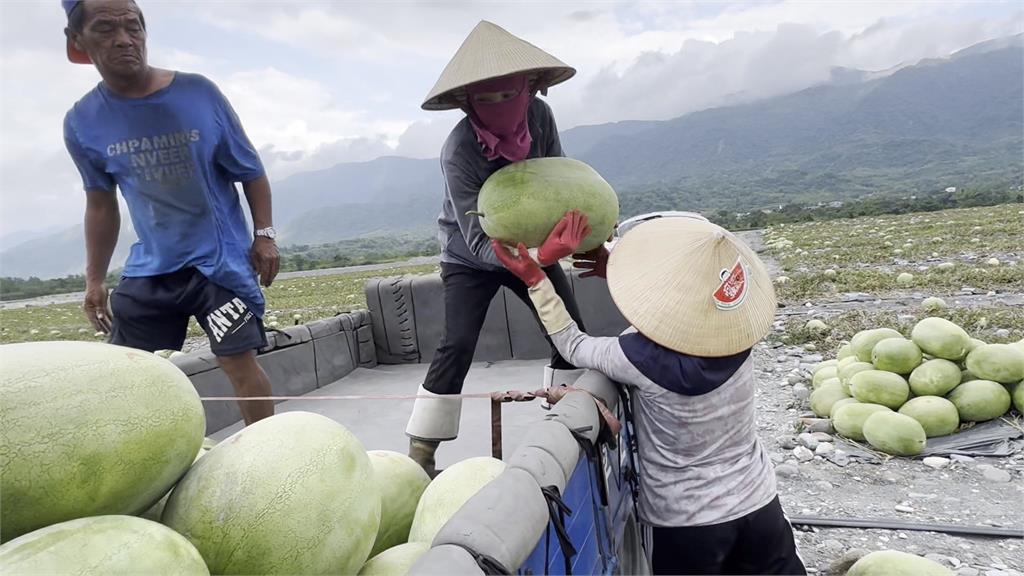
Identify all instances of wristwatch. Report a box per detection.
[255,227,277,240]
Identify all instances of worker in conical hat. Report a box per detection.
[494,212,807,575]
[405,21,591,476]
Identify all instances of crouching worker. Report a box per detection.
[493,211,806,576]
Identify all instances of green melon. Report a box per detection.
[0,516,208,575]
[851,328,904,362]
[829,397,859,420]
[911,317,970,361]
[965,344,1024,384]
[839,361,875,386]
[946,380,1012,422]
[862,411,927,456]
[812,359,839,375]
[817,377,841,392]
[143,440,215,523]
[847,550,952,576]
[408,456,506,544]
[810,383,851,418]
[921,296,948,314]
[1011,381,1024,414]
[872,338,923,374]
[908,359,962,397]
[0,342,205,542]
[474,157,618,253]
[850,370,910,410]
[833,403,891,441]
[898,396,960,437]
[837,356,858,372]
[966,338,987,353]
[812,366,839,388]
[367,450,431,558]
[837,343,856,360]
[358,542,430,576]
[163,412,381,575]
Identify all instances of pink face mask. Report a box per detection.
[466,75,533,162]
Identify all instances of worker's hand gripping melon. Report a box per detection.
[0,516,209,575]
[162,412,381,575]
[0,342,205,542]
[473,157,619,253]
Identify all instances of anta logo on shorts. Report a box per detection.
[206,298,253,343]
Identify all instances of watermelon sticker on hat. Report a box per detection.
[713,258,748,310]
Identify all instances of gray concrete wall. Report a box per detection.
[172,310,376,435]
[365,269,628,364]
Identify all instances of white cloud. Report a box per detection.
[0,0,1020,240]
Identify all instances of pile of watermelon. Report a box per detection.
[804,316,1024,456]
[0,341,504,575]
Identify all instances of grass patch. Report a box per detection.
[765,204,1024,299]
[0,264,438,346]
[773,305,1024,356]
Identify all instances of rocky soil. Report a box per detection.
[743,229,1023,575]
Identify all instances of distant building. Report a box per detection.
[828,201,844,208]
[945,186,957,193]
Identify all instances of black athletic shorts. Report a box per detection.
[109,268,267,357]
[651,495,806,575]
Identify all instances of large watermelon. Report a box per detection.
[898,396,960,438]
[947,380,1011,423]
[163,412,381,575]
[833,403,891,442]
[143,439,216,523]
[0,515,208,575]
[408,456,506,544]
[965,344,1024,384]
[0,342,205,542]
[847,550,952,575]
[367,450,432,557]
[908,359,962,397]
[473,157,619,253]
[872,338,923,374]
[359,542,430,576]
[851,328,903,363]
[850,370,910,409]
[911,317,970,361]
[862,412,927,456]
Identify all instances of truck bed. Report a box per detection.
[210,359,553,469]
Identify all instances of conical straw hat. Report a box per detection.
[606,218,777,357]
[422,21,575,111]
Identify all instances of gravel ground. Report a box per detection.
[743,227,1023,575]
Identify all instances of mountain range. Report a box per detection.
[2,35,1021,279]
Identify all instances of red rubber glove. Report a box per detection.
[573,245,610,279]
[492,240,547,287]
[537,210,592,267]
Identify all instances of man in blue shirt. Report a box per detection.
[62,0,276,424]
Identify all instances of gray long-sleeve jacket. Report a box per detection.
[553,323,778,527]
[437,98,563,270]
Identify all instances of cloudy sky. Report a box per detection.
[0,1,1021,239]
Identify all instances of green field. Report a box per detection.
[765,204,1024,301]
[0,264,438,346]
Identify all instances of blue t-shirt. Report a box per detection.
[64,72,266,316]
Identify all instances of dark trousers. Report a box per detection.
[652,496,806,576]
[422,262,586,395]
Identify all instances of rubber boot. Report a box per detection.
[408,438,441,479]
